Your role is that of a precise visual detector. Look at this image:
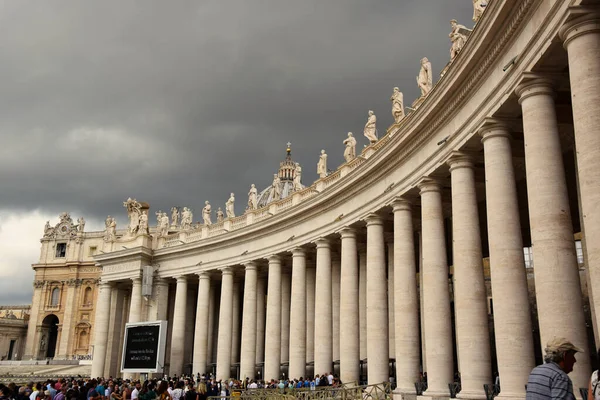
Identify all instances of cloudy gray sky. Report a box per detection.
[0,1,474,304]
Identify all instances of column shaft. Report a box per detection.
[231,280,242,368]
[387,241,395,360]
[280,272,291,364]
[90,282,112,378]
[193,273,211,375]
[306,265,316,366]
[56,284,77,358]
[216,268,234,380]
[419,180,453,396]
[314,239,333,375]
[359,248,367,361]
[332,257,341,367]
[128,277,143,324]
[240,264,258,380]
[170,276,188,376]
[366,214,389,384]
[264,256,282,380]
[289,248,307,380]
[255,276,266,366]
[339,228,360,384]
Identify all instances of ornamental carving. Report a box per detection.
[33,280,46,288]
[66,279,82,287]
[43,212,80,240]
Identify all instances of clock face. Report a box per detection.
[57,223,70,235]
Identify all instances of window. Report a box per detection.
[50,287,60,306]
[523,247,533,268]
[575,240,584,264]
[55,243,67,258]
[88,246,97,256]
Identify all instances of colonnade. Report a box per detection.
[91,9,600,400]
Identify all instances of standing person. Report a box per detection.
[130,383,140,400]
[589,348,600,400]
[156,382,170,400]
[526,337,582,400]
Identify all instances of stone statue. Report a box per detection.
[449,20,469,60]
[226,193,235,218]
[473,0,487,23]
[417,57,433,97]
[77,217,85,233]
[248,184,258,210]
[181,207,193,230]
[43,221,54,238]
[343,132,357,162]
[104,216,117,241]
[138,211,149,235]
[123,198,142,236]
[317,150,328,178]
[203,201,212,226]
[40,335,47,351]
[390,87,405,123]
[272,174,282,201]
[216,208,224,222]
[293,163,303,192]
[171,207,180,228]
[157,212,169,237]
[363,110,378,143]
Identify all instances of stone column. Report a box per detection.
[365,214,389,384]
[306,264,316,365]
[56,282,78,358]
[129,277,143,324]
[264,255,282,381]
[386,238,395,360]
[359,246,367,361]
[240,263,258,380]
[480,121,534,399]
[339,227,360,384]
[170,275,188,376]
[255,276,266,366]
[314,238,332,376]
[23,285,43,359]
[331,256,341,367]
[207,284,216,364]
[281,272,291,365]
[418,179,453,396]
[193,272,211,375]
[90,281,112,378]
[391,199,420,394]
[231,280,242,368]
[216,267,234,380]
[106,286,126,377]
[447,154,492,399]
[560,14,600,348]
[147,277,169,321]
[516,79,591,387]
[289,248,307,380]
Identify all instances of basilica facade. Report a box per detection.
[22,1,600,399]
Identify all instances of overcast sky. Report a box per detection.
[0,1,474,304]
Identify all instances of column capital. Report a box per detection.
[267,254,282,263]
[175,275,188,283]
[314,237,330,249]
[130,276,142,285]
[220,267,234,276]
[98,281,114,290]
[447,151,475,172]
[364,213,384,226]
[244,261,258,271]
[338,226,356,239]
[559,7,600,49]
[390,197,412,212]
[515,74,557,104]
[417,178,442,195]
[196,271,211,280]
[478,117,513,141]
[291,247,306,258]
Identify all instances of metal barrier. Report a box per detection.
[448,382,461,398]
[413,381,427,396]
[579,388,588,400]
[483,383,500,400]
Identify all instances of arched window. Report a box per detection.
[50,287,60,306]
[83,287,92,306]
[78,331,89,350]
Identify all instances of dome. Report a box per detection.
[257,143,304,208]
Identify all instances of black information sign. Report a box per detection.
[122,324,160,370]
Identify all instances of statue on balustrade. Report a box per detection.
[123,197,143,236]
[449,20,469,61]
[181,207,193,230]
[272,174,282,201]
[417,57,433,97]
[317,150,328,178]
[226,193,235,218]
[390,87,405,123]
[363,110,378,143]
[138,211,149,235]
[248,184,258,210]
[171,206,179,228]
[343,132,357,162]
[157,212,169,237]
[293,163,303,192]
[217,208,224,222]
[104,216,117,241]
[203,201,212,225]
[77,217,85,233]
[473,0,488,23]
[43,221,55,238]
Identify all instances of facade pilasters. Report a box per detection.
[418,179,453,396]
[56,282,77,358]
[289,248,307,380]
[339,228,360,384]
[170,275,188,376]
[90,282,112,378]
[314,238,333,375]
[240,263,258,380]
[216,267,234,380]
[365,214,389,384]
[264,255,282,381]
[480,122,534,399]
[391,199,420,394]
[447,154,491,399]
[193,272,211,374]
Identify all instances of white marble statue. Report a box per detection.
[248,184,258,210]
[272,174,282,201]
[390,87,405,123]
[473,0,488,23]
[363,110,378,143]
[77,217,85,233]
[123,198,142,236]
[317,150,328,178]
[449,20,469,60]
[293,163,303,192]
[226,193,235,218]
[217,207,224,222]
[138,211,149,235]
[104,215,117,241]
[181,207,193,230]
[171,206,179,228]
[417,57,433,97]
[203,201,212,226]
[343,132,357,162]
[157,212,169,237]
[43,221,54,238]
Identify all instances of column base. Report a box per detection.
[457,391,487,400]
[494,393,526,400]
[393,389,417,400]
[418,395,449,400]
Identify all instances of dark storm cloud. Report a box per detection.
[0,0,474,226]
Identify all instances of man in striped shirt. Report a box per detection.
[526,337,583,400]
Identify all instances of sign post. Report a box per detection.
[121,320,167,374]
